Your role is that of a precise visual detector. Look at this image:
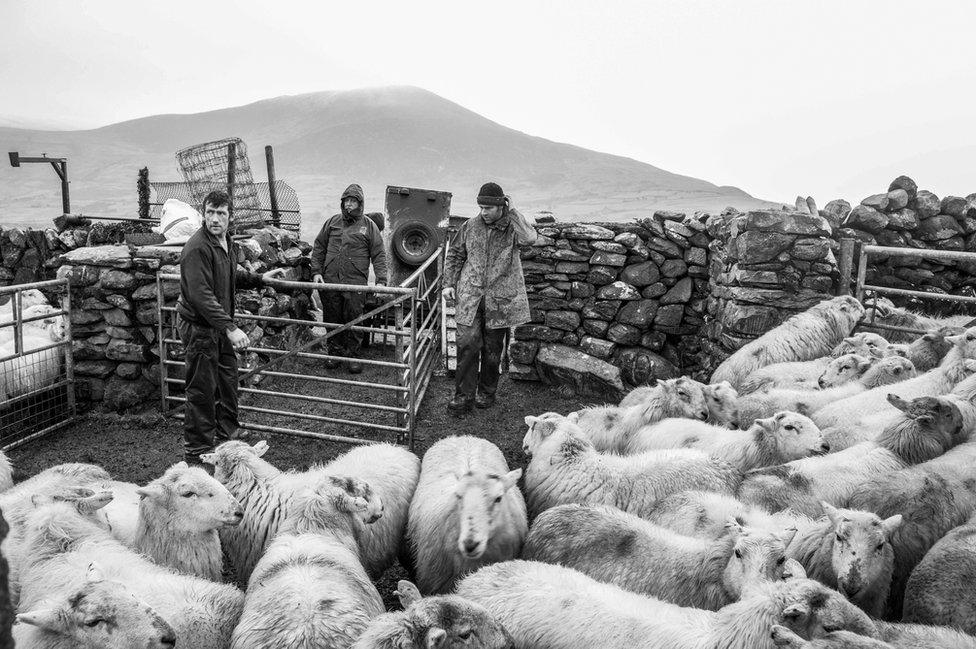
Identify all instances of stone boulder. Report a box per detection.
[103,376,156,412]
[845,205,888,233]
[886,208,919,231]
[885,189,909,211]
[595,281,641,300]
[535,344,625,399]
[888,175,917,199]
[616,347,679,386]
[860,193,890,211]
[916,215,963,241]
[822,200,852,228]
[913,190,941,218]
[941,196,968,217]
[561,224,615,240]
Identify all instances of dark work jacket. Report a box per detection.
[176,227,261,331]
[309,213,387,286]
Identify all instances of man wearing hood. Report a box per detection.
[443,182,537,415]
[310,184,387,374]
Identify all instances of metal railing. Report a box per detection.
[156,249,443,449]
[0,279,76,450]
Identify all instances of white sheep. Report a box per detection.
[621,379,740,428]
[0,316,67,402]
[0,288,50,325]
[230,473,384,649]
[351,580,514,649]
[0,303,60,345]
[737,333,889,395]
[648,490,808,540]
[771,625,894,648]
[710,296,865,390]
[572,377,710,454]
[0,449,12,492]
[864,297,973,343]
[817,354,881,389]
[407,435,526,595]
[14,563,178,649]
[99,461,244,581]
[522,504,795,610]
[738,357,917,425]
[739,394,964,518]
[874,621,976,649]
[522,415,742,519]
[323,442,421,578]
[812,327,976,430]
[19,498,245,649]
[455,561,879,649]
[630,411,829,471]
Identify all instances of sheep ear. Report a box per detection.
[858,359,873,373]
[16,608,64,631]
[252,440,269,456]
[754,417,776,434]
[887,394,911,412]
[426,627,447,649]
[199,452,217,465]
[524,415,538,426]
[782,558,807,581]
[778,527,798,547]
[964,359,976,373]
[536,419,558,437]
[770,624,803,647]
[173,461,189,470]
[501,469,522,491]
[882,514,904,537]
[723,517,743,539]
[821,501,841,525]
[86,562,105,583]
[135,484,166,500]
[781,601,810,620]
[395,580,422,608]
[77,491,113,514]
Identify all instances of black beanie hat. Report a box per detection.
[477,182,506,207]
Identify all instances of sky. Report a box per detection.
[2,0,975,206]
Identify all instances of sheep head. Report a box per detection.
[831,333,888,359]
[879,394,963,462]
[398,588,515,649]
[722,518,795,599]
[822,502,901,603]
[818,354,872,389]
[453,467,521,560]
[136,461,244,532]
[883,343,909,359]
[825,296,865,331]
[771,625,891,648]
[947,326,976,359]
[862,356,915,388]
[775,578,879,641]
[704,380,740,428]
[200,439,271,484]
[16,563,176,649]
[522,412,567,456]
[659,377,709,421]
[755,412,829,461]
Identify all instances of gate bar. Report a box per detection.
[172,413,381,446]
[862,284,976,305]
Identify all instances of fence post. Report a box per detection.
[407,293,418,450]
[395,300,406,435]
[138,167,150,220]
[265,145,281,228]
[837,238,855,296]
[62,281,76,419]
[156,275,169,415]
[854,244,868,302]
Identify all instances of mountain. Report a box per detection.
[0,86,778,238]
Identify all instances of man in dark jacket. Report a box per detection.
[443,182,537,415]
[176,190,283,467]
[310,184,387,374]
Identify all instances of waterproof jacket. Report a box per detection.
[444,207,537,329]
[176,226,261,331]
[310,184,387,286]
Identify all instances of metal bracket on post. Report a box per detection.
[8,152,70,214]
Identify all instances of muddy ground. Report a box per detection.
[8,352,587,608]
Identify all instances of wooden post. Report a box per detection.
[854,243,869,302]
[265,145,281,228]
[137,167,150,219]
[226,142,237,228]
[837,238,855,296]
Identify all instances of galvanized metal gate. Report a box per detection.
[156,249,443,449]
[0,279,76,450]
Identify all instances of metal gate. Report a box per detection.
[0,279,76,450]
[156,249,443,449]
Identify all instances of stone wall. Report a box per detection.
[510,213,712,393]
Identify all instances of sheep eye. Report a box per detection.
[784,425,796,432]
[181,491,197,498]
[968,334,974,342]
[84,619,104,628]
[894,368,902,374]
[776,557,785,565]
[835,534,844,542]
[875,543,885,552]
[458,630,473,640]
[734,549,742,558]
[841,365,850,370]
[493,496,502,504]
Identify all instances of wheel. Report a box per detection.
[366,212,385,232]
[391,220,438,266]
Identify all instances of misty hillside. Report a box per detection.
[0,86,777,238]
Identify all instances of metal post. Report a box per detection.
[156,275,169,414]
[13,291,22,355]
[854,245,869,302]
[265,145,281,228]
[226,142,237,225]
[58,159,70,214]
[395,300,405,434]
[62,282,76,418]
[407,294,418,450]
[837,238,855,296]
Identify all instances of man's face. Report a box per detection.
[479,205,503,221]
[343,197,360,213]
[205,202,230,237]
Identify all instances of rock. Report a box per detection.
[886,208,919,230]
[61,245,132,268]
[739,210,832,236]
[570,282,595,299]
[960,217,976,235]
[583,318,610,337]
[941,196,968,217]
[616,299,659,327]
[76,377,105,402]
[513,325,563,342]
[509,362,539,382]
[791,238,831,261]
[115,363,142,379]
[616,347,679,385]
[733,231,795,263]
[591,241,628,254]
[103,376,155,411]
[554,261,590,274]
[822,200,852,228]
[582,300,622,320]
[74,360,117,378]
[607,323,641,345]
[589,251,627,267]
[545,310,581,331]
[579,336,616,359]
[136,303,159,325]
[721,302,786,336]
[654,304,684,327]
[535,343,625,399]
[845,205,888,233]
[874,230,907,247]
[663,220,695,240]
[132,246,182,264]
[105,326,134,340]
[654,210,686,221]
[561,224,615,240]
[801,275,833,292]
[885,189,909,211]
[561,332,580,346]
[913,190,941,218]
[916,215,963,241]
[684,247,707,266]
[941,236,965,251]
[508,339,539,365]
[70,310,103,326]
[73,338,108,360]
[102,308,132,327]
[647,237,684,259]
[552,249,590,262]
[660,259,687,278]
[98,270,138,291]
[586,266,618,286]
[619,261,660,287]
[613,232,641,249]
[105,339,147,362]
[860,193,890,211]
[641,331,667,351]
[888,176,918,199]
[660,277,693,304]
[537,286,567,298]
[642,283,667,299]
[595,281,640,300]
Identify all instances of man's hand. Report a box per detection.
[227,326,250,351]
[262,268,287,284]
[312,274,324,284]
[442,287,456,303]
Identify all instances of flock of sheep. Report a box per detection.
[0,289,67,402]
[5,293,976,649]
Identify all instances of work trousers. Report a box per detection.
[454,300,507,399]
[320,290,366,357]
[179,317,240,461]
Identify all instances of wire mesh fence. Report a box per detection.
[175,138,264,230]
[149,180,301,233]
[0,279,76,450]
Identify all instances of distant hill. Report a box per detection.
[0,86,778,238]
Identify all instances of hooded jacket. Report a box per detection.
[310,184,388,285]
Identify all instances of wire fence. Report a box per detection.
[149,180,301,233]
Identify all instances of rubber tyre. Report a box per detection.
[391,220,438,266]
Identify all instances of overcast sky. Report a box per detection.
[2,0,975,205]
